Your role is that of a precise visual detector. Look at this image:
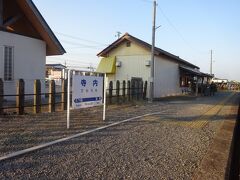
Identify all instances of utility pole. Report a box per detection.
[115,31,122,39]
[210,50,213,75]
[149,0,157,102]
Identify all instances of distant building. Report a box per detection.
[0,0,65,98]
[97,33,212,98]
[212,78,228,84]
[46,64,66,79]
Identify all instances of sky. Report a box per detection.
[33,0,240,81]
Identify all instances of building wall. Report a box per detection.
[107,41,151,89]
[48,69,63,80]
[0,31,46,100]
[102,41,184,98]
[154,56,181,97]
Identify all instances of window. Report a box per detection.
[4,46,14,81]
[126,41,131,47]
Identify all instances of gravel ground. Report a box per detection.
[0,91,239,179]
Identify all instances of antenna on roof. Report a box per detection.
[115,31,122,39]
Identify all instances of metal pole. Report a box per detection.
[210,50,213,75]
[67,69,71,129]
[103,73,107,121]
[149,0,157,102]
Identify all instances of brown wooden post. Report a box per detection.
[136,81,140,100]
[16,79,25,115]
[0,78,3,115]
[122,80,126,102]
[143,81,148,100]
[140,81,143,99]
[33,79,41,114]
[127,80,131,101]
[61,79,67,111]
[131,81,135,100]
[49,80,55,112]
[116,80,120,104]
[109,81,113,104]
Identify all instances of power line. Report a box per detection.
[158,6,207,55]
[48,57,98,65]
[55,32,109,46]
[60,39,106,49]
[139,0,153,3]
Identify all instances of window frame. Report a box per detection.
[3,46,14,81]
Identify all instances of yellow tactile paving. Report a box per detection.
[169,92,235,129]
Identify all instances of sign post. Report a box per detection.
[103,73,107,121]
[67,69,71,129]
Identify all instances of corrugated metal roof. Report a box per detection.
[179,65,213,77]
[179,65,201,75]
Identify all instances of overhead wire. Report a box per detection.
[157,5,209,55]
[55,32,109,46]
[48,57,98,65]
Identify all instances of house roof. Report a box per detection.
[46,64,66,69]
[2,0,66,56]
[97,33,199,69]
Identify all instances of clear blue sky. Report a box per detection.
[33,0,240,81]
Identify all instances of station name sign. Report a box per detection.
[72,75,103,109]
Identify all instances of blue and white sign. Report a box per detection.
[72,75,103,109]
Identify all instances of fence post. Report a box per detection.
[127,80,131,101]
[143,81,148,100]
[61,79,67,111]
[49,80,55,112]
[34,79,41,114]
[116,80,120,104]
[131,81,135,100]
[16,79,25,115]
[136,81,140,100]
[122,80,126,102]
[140,81,143,99]
[109,81,113,104]
[0,79,3,115]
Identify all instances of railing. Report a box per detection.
[0,78,148,116]
[107,80,148,104]
[0,79,67,115]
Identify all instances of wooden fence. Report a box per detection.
[0,78,148,115]
[0,79,67,115]
[107,80,148,104]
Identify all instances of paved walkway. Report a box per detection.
[0,91,239,179]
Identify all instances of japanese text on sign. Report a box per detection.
[72,75,103,109]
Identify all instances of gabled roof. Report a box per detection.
[46,64,66,69]
[2,0,66,56]
[97,33,199,69]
